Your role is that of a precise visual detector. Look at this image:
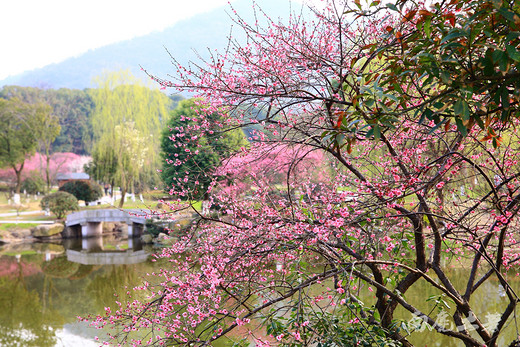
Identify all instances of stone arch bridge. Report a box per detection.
[66,209,148,238]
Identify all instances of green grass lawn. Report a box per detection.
[114,199,202,212]
[0,193,43,210]
[1,250,38,256]
[0,223,39,231]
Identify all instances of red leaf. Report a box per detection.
[418,10,433,16]
[445,12,456,26]
[335,111,345,129]
[402,10,417,22]
[396,31,403,43]
[444,119,451,131]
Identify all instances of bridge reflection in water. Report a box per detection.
[64,235,149,265]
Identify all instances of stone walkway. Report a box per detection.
[0,210,45,218]
[0,210,51,223]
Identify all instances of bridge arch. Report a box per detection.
[65,209,148,238]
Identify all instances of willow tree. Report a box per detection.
[89,70,171,197]
[93,122,149,207]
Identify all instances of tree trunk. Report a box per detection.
[12,161,25,194]
[45,153,51,193]
[119,187,126,208]
[110,180,115,198]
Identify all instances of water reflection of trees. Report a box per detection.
[40,255,148,319]
[42,256,80,278]
[0,258,62,347]
[0,251,158,346]
[86,264,140,313]
[392,267,518,346]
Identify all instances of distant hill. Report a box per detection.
[0,0,302,90]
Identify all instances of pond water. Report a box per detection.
[1,236,519,346]
[381,267,520,347]
[0,235,158,347]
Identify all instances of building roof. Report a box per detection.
[56,172,90,180]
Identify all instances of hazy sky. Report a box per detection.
[1,0,319,82]
[0,0,236,81]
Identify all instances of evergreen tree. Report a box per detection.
[161,99,248,199]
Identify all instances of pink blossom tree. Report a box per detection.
[215,143,332,199]
[0,152,88,191]
[88,0,520,346]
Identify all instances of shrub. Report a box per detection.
[59,180,103,203]
[144,219,167,237]
[40,191,78,219]
[0,182,9,193]
[21,176,46,195]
